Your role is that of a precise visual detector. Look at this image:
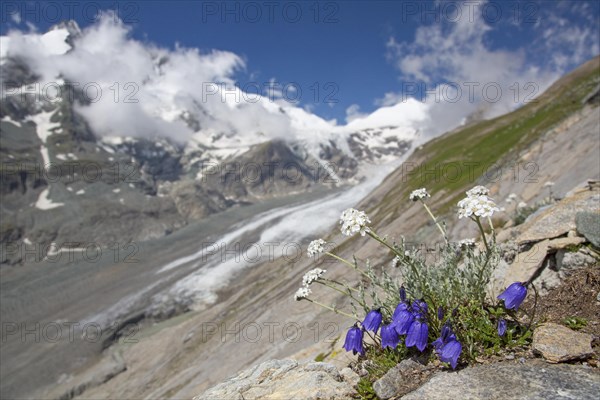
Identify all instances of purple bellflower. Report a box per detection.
[399,286,407,303]
[393,305,415,335]
[343,324,364,356]
[362,309,383,333]
[498,282,528,311]
[405,318,429,352]
[439,339,462,369]
[432,324,455,351]
[433,324,462,369]
[497,319,507,336]
[437,306,444,321]
[380,323,400,350]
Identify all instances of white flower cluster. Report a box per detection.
[307,239,326,257]
[295,266,327,300]
[543,181,555,188]
[458,238,476,248]
[409,188,430,201]
[302,268,326,286]
[457,186,500,219]
[466,185,490,197]
[294,286,312,301]
[505,193,518,204]
[391,255,402,268]
[517,201,527,209]
[340,208,371,236]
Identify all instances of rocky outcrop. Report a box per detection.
[196,358,600,400]
[576,211,600,248]
[402,360,600,400]
[194,359,357,400]
[516,189,599,244]
[372,359,431,399]
[532,323,594,363]
[495,186,599,294]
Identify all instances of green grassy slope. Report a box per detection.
[364,56,600,227]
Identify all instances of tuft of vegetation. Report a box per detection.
[296,185,538,396]
[563,316,588,331]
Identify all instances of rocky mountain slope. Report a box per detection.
[36,57,600,399]
[198,183,600,400]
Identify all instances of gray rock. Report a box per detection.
[532,323,594,363]
[194,359,356,400]
[499,241,518,264]
[402,360,600,400]
[530,247,597,294]
[339,367,360,388]
[517,191,600,244]
[504,236,590,289]
[489,259,510,298]
[546,236,587,250]
[373,359,428,400]
[576,212,600,248]
[557,249,597,270]
[503,239,549,286]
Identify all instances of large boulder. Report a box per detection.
[402,360,600,400]
[532,323,594,363]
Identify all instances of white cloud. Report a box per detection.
[345,104,367,123]
[10,12,21,24]
[25,21,37,32]
[1,14,296,143]
[382,0,598,137]
[536,13,599,71]
[375,92,404,107]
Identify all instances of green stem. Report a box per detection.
[322,278,360,293]
[316,280,364,306]
[473,216,490,253]
[487,216,496,244]
[325,252,371,281]
[421,201,448,244]
[367,231,403,258]
[306,298,357,320]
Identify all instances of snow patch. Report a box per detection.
[1,115,22,127]
[35,188,64,210]
[28,111,61,168]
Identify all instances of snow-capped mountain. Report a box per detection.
[0,21,420,264]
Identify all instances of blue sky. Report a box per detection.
[2,0,599,123]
